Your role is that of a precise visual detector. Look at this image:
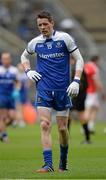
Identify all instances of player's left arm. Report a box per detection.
[72,48,84,80]
[63,32,84,76]
[62,33,84,96]
[67,49,84,97]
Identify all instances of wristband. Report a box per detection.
[25,68,31,74]
[73,78,80,84]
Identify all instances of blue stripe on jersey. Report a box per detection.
[35,39,70,91]
[0,67,17,96]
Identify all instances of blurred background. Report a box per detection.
[0,0,106,120]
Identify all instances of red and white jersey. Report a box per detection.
[84,62,99,93]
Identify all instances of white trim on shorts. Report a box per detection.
[56,109,69,117]
[37,106,69,117]
[37,106,52,112]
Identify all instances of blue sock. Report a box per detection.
[60,144,68,163]
[2,132,8,139]
[43,149,52,167]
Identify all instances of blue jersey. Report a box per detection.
[18,72,29,103]
[0,65,19,96]
[27,31,77,91]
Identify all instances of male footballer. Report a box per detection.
[21,11,84,172]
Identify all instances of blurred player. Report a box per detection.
[21,11,84,172]
[0,52,20,142]
[15,63,30,127]
[68,56,91,144]
[84,55,105,133]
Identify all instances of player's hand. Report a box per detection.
[67,79,80,97]
[25,69,42,82]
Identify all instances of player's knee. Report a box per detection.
[40,119,50,131]
[58,125,67,134]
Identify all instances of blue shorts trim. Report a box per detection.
[35,90,72,111]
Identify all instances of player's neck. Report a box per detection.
[44,29,55,39]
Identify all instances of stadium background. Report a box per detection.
[0,0,105,121]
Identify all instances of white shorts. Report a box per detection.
[85,93,99,108]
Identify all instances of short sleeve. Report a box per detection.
[63,33,78,53]
[26,38,37,54]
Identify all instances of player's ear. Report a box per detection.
[51,20,54,26]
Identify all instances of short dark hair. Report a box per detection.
[36,11,53,22]
[90,55,99,62]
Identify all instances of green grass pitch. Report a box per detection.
[0,122,106,179]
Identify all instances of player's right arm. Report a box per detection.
[21,39,42,82]
[21,49,31,70]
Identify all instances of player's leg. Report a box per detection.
[35,90,54,172]
[0,109,8,142]
[17,92,27,127]
[0,97,9,142]
[54,90,71,172]
[85,93,99,133]
[36,107,54,172]
[7,109,17,126]
[15,103,24,127]
[77,93,91,143]
[6,97,17,126]
[78,111,91,143]
[87,106,99,133]
[67,110,72,132]
[57,110,69,172]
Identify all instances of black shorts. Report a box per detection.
[71,92,86,111]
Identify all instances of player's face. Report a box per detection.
[37,18,54,38]
[1,53,12,68]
